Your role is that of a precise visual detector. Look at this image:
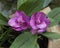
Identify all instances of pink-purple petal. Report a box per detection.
[8,11,29,31]
[30,19,37,29]
[8,17,20,27]
[37,22,47,29]
[30,12,50,34]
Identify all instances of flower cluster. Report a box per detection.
[8,11,50,34]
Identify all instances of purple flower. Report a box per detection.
[8,11,30,31]
[30,12,50,34]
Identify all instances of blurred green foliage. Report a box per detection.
[0,0,17,16]
[0,0,60,15]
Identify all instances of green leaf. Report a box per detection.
[18,0,37,15]
[0,11,9,26]
[34,43,39,48]
[10,32,38,48]
[28,0,44,16]
[0,11,9,21]
[48,7,60,26]
[43,0,52,8]
[17,0,36,10]
[42,32,60,40]
[17,0,27,9]
[19,0,51,16]
[0,20,7,26]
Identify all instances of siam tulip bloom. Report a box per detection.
[30,12,50,34]
[8,11,30,31]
